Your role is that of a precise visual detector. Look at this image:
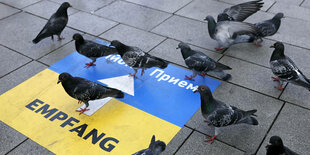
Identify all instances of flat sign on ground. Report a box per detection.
[0,39,221,154]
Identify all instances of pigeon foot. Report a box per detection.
[77,100,82,104]
[272,77,280,81]
[51,36,54,41]
[141,69,145,76]
[274,86,284,91]
[215,47,224,51]
[254,42,262,47]
[205,135,216,144]
[84,62,96,68]
[185,75,195,81]
[204,120,211,126]
[58,36,65,40]
[76,108,89,115]
[129,73,137,78]
[199,73,206,77]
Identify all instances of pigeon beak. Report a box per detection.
[270,45,275,48]
[57,80,61,84]
[176,47,179,49]
[193,88,199,93]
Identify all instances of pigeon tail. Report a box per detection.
[32,37,41,44]
[216,62,232,70]
[114,90,124,98]
[240,116,258,125]
[159,61,168,69]
[222,73,231,81]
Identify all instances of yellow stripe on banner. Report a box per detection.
[0,69,181,154]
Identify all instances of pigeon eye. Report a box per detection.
[201,87,205,91]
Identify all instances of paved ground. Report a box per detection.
[0,0,310,154]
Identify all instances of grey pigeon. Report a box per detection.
[57,72,124,114]
[194,85,258,143]
[32,2,71,44]
[204,16,261,51]
[132,135,166,155]
[254,13,284,45]
[177,42,231,81]
[266,136,298,155]
[72,33,118,68]
[217,0,264,22]
[270,42,310,91]
[110,40,168,77]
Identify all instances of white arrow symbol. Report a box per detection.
[98,75,135,96]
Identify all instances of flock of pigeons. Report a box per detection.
[29,0,307,154]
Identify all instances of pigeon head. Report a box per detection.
[177,42,190,50]
[72,33,84,41]
[110,40,128,55]
[270,42,285,59]
[177,42,193,59]
[57,72,73,84]
[194,85,212,96]
[60,2,72,9]
[273,12,284,19]
[154,141,166,154]
[266,136,285,155]
[204,16,216,39]
[204,16,214,22]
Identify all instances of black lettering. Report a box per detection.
[60,117,80,128]
[49,111,68,121]
[25,99,44,111]
[69,124,88,137]
[83,129,105,144]
[35,104,58,118]
[99,137,119,152]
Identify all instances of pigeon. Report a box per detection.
[57,72,124,114]
[32,2,71,44]
[266,136,298,155]
[110,40,168,77]
[132,135,166,155]
[204,16,261,51]
[217,0,264,22]
[72,33,118,68]
[194,85,258,143]
[254,13,284,45]
[204,0,263,51]
[270,42,310,91]
[177,42,231,81]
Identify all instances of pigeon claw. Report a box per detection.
[272,77,280,81]
[84,62,96,68]
[204,120,211,126]
[254,42,262,47]
[215,47,224,51]
[274,86,284,91]
[205,135,216,144]
[76,107,89,115]
[199,73,206,77]
[129,73,137,78]
[77,100,82,104]
[57,36,65,41]
[185,75,195,81]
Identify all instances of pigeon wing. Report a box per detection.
[37,14,68,38]
[217,0,263,22]
[79,40,117,58]
[185,54,216,72]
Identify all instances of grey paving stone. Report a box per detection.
[149,39,222,67]
[0,45,31,77]
[218,0,275,11]
[269,2,310,22]
[23,0,78,19]
[0,3,20,19]
[274,0,303,5]
[0,121,27,154]
[280,83,310,109]
[68,11,118,36]
[151,15,218,52]
[0,61,46,95]
[302,0,310,8]
[100,24,165,52]
[125,0,191,13]
[49,0,114,12]
[95,1,171,31]
[0,0,41,9]
[162,127,192,155]
[186,82,283,153]
[176,131,244,155]
[176,0,231,22]
[8,139,54,155]
[38,41,75,66]
[218,56,283,97]
[0,12,78,59]
[256,103,310,155]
